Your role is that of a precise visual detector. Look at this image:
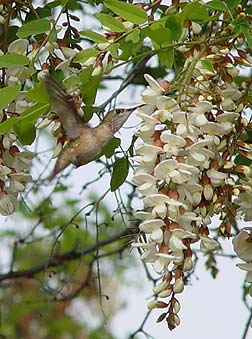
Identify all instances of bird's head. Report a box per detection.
[105,105,143,133]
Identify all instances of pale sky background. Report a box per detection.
[1,1,251,338]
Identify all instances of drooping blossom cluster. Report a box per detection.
[0,39,34,216]
[233,227,252,284]
[1,30,83,214]
[132,46,252,328]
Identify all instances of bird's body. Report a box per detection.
[52,122,112,176]
[44,75,138,179]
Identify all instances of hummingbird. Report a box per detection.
[44,75,139,180]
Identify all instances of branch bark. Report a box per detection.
[0,228,138,283]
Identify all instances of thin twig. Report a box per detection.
[99,54,153,110]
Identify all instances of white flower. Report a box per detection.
[153,252,177,273]
[176,211,201,232]
[177,183,203,206]
[136,112,159,139]
[156,96,180,122]
[160,133,186,157]
[8,39,29,54]
[144,194,188,220]
[221,85,242,101]
[2,131,17,149]
[200,122,227,135]
[200,235,220,252]
[235,192,252,221]
[135,143,162,163]
[134,211,153,221]
[132,173,157,196]
[61,46,77,59]
[232,228,252,262]
[154,159,199,185]
[191,22,202,34]
[153,280,169,294]
[132,241,157,263]
[141,74,164,106]
[167,228,197,251]
[9,172,32,193]
[139,219,165,242]
[12,151,34,171]
[6,67,28,85]
[0,192,19,216]
[235,263,252,283]
[206,168,227,187]
[0,165,12,178]
[186,141,215,169]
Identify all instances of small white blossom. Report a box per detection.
[232,228,252,262]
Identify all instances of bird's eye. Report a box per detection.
[115,109,122,114]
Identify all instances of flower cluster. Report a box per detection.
[0,40,35,216]
[132,45,252,328]
[232,227,252,285]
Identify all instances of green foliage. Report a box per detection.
[80,30,107,43]
[206,0,227,11]
[0,54,29,68]
[0,85,21,110]
[104,0,148,24]
[17,19,51,38]
[182,2,209,22]
[0,0,251,337]
[74,48,100,64]
[110,157,129,191]
[95,13,126,32]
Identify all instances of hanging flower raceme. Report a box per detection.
[131,43,252,329]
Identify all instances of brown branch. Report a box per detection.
[0,228,138,283]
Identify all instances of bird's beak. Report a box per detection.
[124,104,145,113]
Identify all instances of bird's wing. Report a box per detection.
[45,75,86,139]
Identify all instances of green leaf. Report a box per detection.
[80,30,107,43]
[14,121,36,145]
[0,102,48,134]
[201,59,215,73]
[128,135,137,157]
[148,27,173,67]
[125,29,140,43]
[182,2,209,22]
[80,73,102,106]
[95,13,126,32]
[27,82,49,103]
[225,0,241,10]
[243,28,252,49]
[232,18,251,47]
[0,54,29,68]
[48,26,57,44]
[165,14,183,41]
[104,0,148,24]
[0,117,18,135]
[8,103,49,143]
[17,18,51,38]
[109,42,120,58]
[158,48,174,68]
[45,0,62,9]
[73,48,100,64]
[148,27,172,47]
[102,137,121,158]
[206,0,227,11]
[234,154,252,166]
[91,137,121,162]
[0,26,19,46]
[110,157,129,191]
[19,103,50,122]
[0,85,21,110]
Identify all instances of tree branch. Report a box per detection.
[100,54,153,110]
[0,228,138,283]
